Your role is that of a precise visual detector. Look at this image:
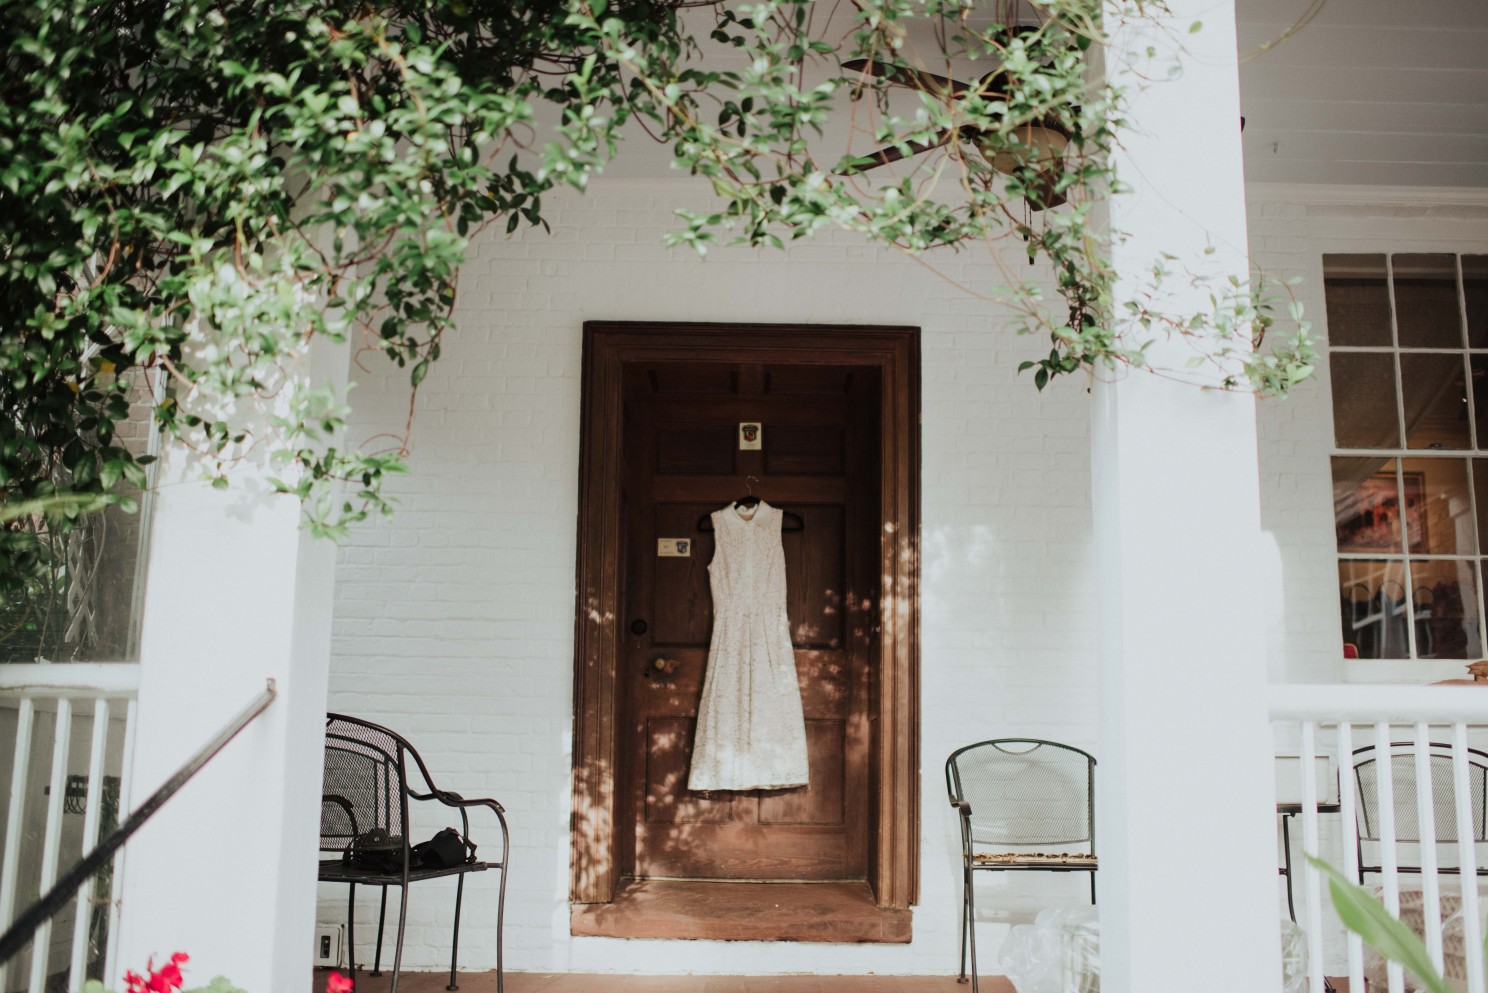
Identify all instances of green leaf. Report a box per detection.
[1306,856,1453,993]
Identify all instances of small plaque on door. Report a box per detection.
[739,422,762,450]
[657,538,692,557]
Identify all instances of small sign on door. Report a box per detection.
[739,422,762,450]
[657,538,692,557]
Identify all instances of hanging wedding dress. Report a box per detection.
[688,500,809,791]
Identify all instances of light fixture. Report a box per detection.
[980,121,1070,176]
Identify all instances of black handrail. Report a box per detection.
[0,679,278,965]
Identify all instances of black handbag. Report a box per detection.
[343,827,405,873]
[411,827,476,869]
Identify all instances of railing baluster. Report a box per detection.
[1411,723,1443,974]
[1271,687,1486,993]
[0,698,36,992]
[69,699,110,986]
[1375,721,1404,993]
[1337,721,1365,993]
[0,666,141,983]
[1301,720,1326,993]
[104,697,138,991]
[30,698,74,993]
[1451,723,1485,993]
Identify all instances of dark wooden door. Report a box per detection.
[618,361,880,881]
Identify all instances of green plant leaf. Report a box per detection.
[1306,855,1453,993]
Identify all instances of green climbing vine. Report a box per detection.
[1,0,1313,656]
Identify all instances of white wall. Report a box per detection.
[322,179,1488,976]
[323,180,1101,976]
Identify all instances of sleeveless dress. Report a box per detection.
[688,501,810,791]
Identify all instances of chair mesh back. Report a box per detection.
[1355,747,1488,844]
[321,716,406,852]
[951,741,1093,847]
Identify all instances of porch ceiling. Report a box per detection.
[1237,0,1488,188]
[591,1,1487,192]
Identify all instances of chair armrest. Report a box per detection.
[322,793,358,836]
[433,789,505,816]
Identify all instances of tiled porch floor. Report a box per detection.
[316,971,1009,993]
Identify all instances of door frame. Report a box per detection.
[569,322,920,910]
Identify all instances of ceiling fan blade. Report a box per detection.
[836,125,975,174]
[841,58,975,98]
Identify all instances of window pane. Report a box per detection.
[1476,460,1488,554]
[1339,560,1408,659]
[1400,353,1470,449]
[1465,256,1488,348]
[1331,352,1399,449]
[1473,357,1488,451]
[1401,457,1473,555]
[1394,253,1463,349]
[1324,254,1393,347]
[1334,457,1402,553]
[1410,559,1481,660]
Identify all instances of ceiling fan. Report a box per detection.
[837,56,1073,211]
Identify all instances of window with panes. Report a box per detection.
[1325,253,1488,661]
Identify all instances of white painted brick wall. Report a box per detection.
[321,179,1488,976]
[323,180,1098,975]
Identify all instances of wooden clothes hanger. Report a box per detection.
[697,476,805,532]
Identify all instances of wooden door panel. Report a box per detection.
[623,358,875,884]
[652,476,848,503]
[650,503,716,647]
[759,720,845,826]
[644,717,734,824]
[762,366,858,395]
[792,649,850,716]
[654,424,737,475]
[764,425,846,476]
[781,505,845,649]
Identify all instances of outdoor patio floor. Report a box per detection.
[314,971,1011,992]
[315,969,1354,992]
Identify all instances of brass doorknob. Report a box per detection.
[645,657,678,679]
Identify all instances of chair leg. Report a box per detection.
[371,886,388,976]
[1090,870,1097,905]
[346,883,357,988]
[958,864,971,984]
[447,874,466,991]
[389,885,411,993]
[966,868,980,993]
[495,862,508,993]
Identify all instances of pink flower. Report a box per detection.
[147,961,183,993]
[327,972,355,993]
[124,952,189,993]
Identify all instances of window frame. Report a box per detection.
[1326,250,1487,670]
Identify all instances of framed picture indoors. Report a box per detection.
[1335,470,1426,553]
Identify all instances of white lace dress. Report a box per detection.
[688,501,810,791]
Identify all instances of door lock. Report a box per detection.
[644,657,678,679]
[630,619,648,636]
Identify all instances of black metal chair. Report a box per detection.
[1351,741,1487,883]
[318,713,509,993]
[945,739,1097,993]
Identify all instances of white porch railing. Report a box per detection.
[1271,685,1488,993]
[0,662,139,993]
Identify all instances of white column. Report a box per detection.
[1093,2,1282,991]
[115,336,346,993]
